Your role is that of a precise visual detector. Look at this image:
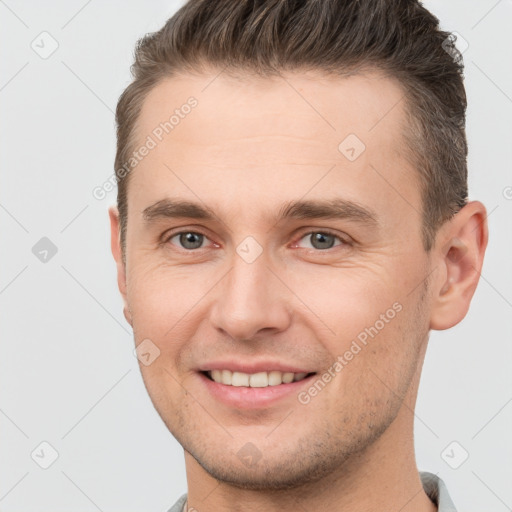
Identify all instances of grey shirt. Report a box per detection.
[166,471,457,512]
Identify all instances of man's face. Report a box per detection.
[113,70,434,489]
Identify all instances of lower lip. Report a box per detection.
[198,371,316,410]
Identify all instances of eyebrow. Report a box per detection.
[142,197,379,227]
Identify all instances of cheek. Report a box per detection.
[290,268,418,387]
[126,262,224,396]
[127,261,203,334]
[130,268,193,413]
[288,266,401,336]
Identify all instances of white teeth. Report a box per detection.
[268,370,283,386]
[207,369,311,387]
[221,369,232,385]
[231,371,249,387]
[249,372,268,387]
[282,372,294,383]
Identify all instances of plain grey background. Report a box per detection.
[1,1,511,511]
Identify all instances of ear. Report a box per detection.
[108,205,133,327]
[429,200,489,330]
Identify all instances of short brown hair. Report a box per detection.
[114,0,468,263]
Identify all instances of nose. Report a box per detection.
[209,246,292,341]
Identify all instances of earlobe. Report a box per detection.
[429,201,489,331]
[123,305,133,326]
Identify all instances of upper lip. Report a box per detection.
[197,360,315,374]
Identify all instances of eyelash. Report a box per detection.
[162,228,351,252]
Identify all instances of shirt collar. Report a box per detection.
[420,471,458,511]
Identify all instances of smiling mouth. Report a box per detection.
[200,370,316,387]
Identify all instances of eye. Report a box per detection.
[163,229,349,252]
[295,230,348,250]
[166,231,209,250]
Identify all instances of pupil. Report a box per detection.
[312,233,334,250]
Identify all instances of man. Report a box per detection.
[108,1,488,510]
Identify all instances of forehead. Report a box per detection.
[127,69,419,228]
[134,68,408,156]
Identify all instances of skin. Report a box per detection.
[109,69,488,512]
